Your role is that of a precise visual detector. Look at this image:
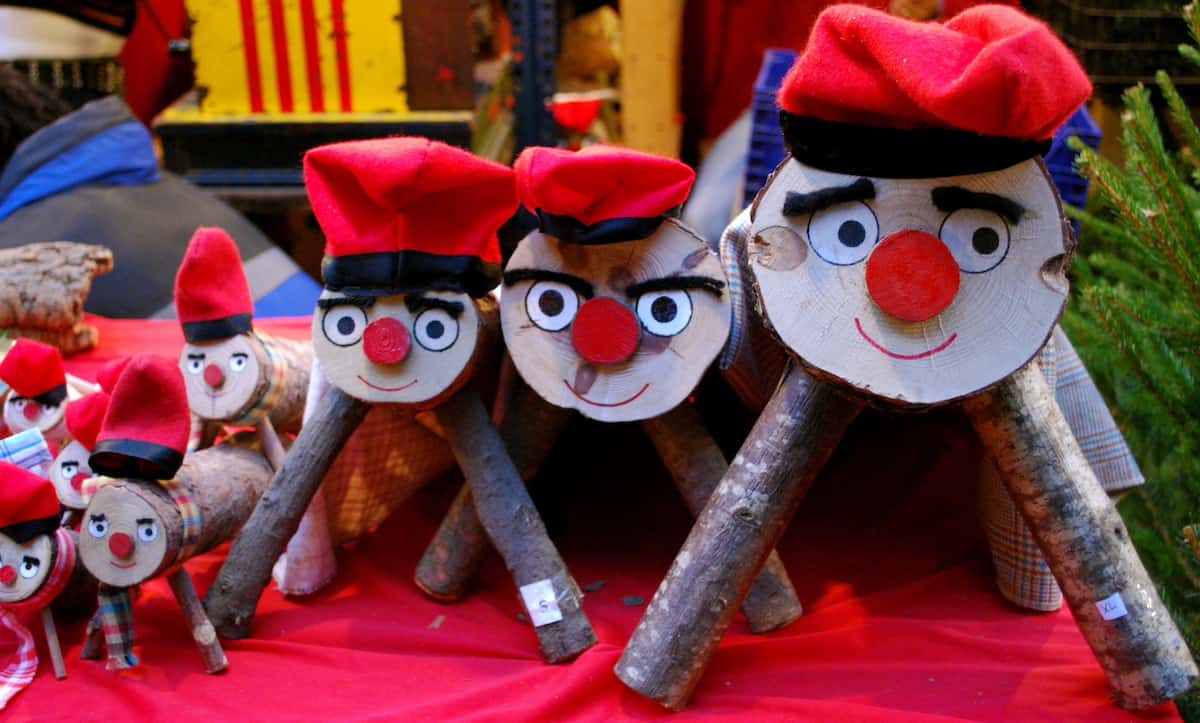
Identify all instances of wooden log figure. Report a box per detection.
[416,145,803,633]
[616,5,1198,710]
[0,339,70,445]
[78,354,272,673]
[205,137,597,664]
[50,392,109,523]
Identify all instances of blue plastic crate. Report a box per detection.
[743,49,798,207]
[1046,107,1102,235]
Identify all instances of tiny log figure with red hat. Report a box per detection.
[0,463,97,706]
[0,340,69,444]
[49,392,109,526]
[616,5,1197,710]
[77,354,274,673]
[205,137,597,663]
[415,145,803,633]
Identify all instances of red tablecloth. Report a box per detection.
[3,317,1183,721]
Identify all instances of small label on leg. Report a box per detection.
[519,579,563,627]
[1095,592,1128,621]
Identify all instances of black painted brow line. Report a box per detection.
[136,518,155,524]
[502,268,595,299]
[782,178,876,216]
[931,186,1025,224]
[186,353,205,360]
[404,295,465,318]
[625,276,725,299]
[316,295,376,310]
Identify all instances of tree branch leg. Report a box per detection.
[168,569,227,674]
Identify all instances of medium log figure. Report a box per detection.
[0,339,70,445]
[617,6,1197,710]
[205,137,597,663]
[50,392,109,521]
[417,145,802,633]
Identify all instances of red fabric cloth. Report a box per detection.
[174,228,254,333]
[3,315,1182,722]
[64,392,109,451]
[94,354,190,473]
[0,340,64,400]
[0,461,58,531]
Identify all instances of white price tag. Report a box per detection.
[519,579,563,627]
[1095,592,1128,621]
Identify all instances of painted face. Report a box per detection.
[79,485,167,587]
[50,439,92,510]
[3,392,65,438]
[0,531,53,603]
[750,158,1069,405]
[501,219,731,422]
[313,290,481,405]
[181,335,262,421]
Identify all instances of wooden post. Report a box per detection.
[642,402,803,634]
[615,364,863,709]
[256,418,287,470]
[40,607,66,680]
[432,386,596,663]
[963,362,1199,709]
[167,569,227,674]
[204,385,371,639]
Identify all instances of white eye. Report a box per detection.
[88,516,109,539]
[636,290,693,337]
[525,281,579,332]
[807,201,879,265]
[322,306,368,347]
[939,208,1010,273]
[228,353,249,373]
[413,309,460,352]
[137,521,159,543]
[19,558,39,579]
[8,398,25,411]
[60,461,79,478]
[185,357,204,374]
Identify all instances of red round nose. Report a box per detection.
[0,566,14,586]
[70,472,89,491]
[109,532,135,559]
[571,298,640,365]
[865,230,960,323]
[203,364,225,389]
[363,318,411,366]
[22,402,40,421]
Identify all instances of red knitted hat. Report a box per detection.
[304,137,516,297]
[777,4,1092,178]
[175,227,254,343]
[90,354,189,480]
[0,339,67,406]
[514,145,695,244]
[96,356,132,394]
[65,392,110,451]
[0,461,59,543]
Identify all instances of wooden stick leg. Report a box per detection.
[643,403,804,634]
[433,386,595,664]
[40,608,66,680]
[168,569,227,674]
[616,365,862,709]
[79,612,103,661]
[964,363,1198,709]
[256,418,288,470]
[204,386,371,639]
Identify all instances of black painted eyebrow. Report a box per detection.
[783,178,875,216]
[89,513,106,521]
[231,352,249,358]
[503,268,595,299]
[625,276,725,299]
[21,556,39,565]
[316,295,376,310]
[932,186,1025,224]
[7,395,26,402]
[404,295,464,318]
[186,353,205,360]
[136,518,154,525]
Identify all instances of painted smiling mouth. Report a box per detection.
[563,381,650,407]
[110,561,137,569]
[357,376,419,392]
[854,318,958,360]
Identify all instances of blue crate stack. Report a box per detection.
[743,49,797,208]
[1045,107,1102,237]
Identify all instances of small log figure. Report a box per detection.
[78,354,273,673]
[206,137,596,663]
[0,241,113,354]
[616,6,1197,710]
[417,145,802,633]
[50,392,110,523]
[0,339,70,445]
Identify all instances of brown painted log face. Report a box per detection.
[616,364,863,709]
[204,385,371,639]
[964,363,1198,709]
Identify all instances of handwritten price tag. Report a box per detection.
[519,579,564,627]
[1095,592,1128,621]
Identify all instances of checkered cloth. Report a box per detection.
[716,210,1143,611]
[230,333,290,427]
[0,526,76,707]
[0,428,53,477]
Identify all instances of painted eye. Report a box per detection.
[185,355,204,374]
[19,558,39,579]
[525,281,579,332]
[413,309,460,352]
[229,353,249,373]
[636,290,693,337]
[88,516,109,539]
[321,306,368,347]
[8,398,25,411]
[807,201,879,265]
[60,461,79,478]
[939,208,1010,273]
[137,521,159,543]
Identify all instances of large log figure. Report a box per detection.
[617,6,1196,710]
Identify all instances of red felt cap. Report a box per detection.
[304,137,516,296]
[175,227,254,343]
[96,356,132,395]
[90,354,189,480]
[514,145,695,244]
[0,339,67,405]
[0,461,60,543]
[65,392,110,451]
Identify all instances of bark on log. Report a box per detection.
[0,242,112,330]
[433,386,596,663]
[6,323,99,354]
[616,364,863,709]
[963,362,1198,709]
[252,335,310,435]
[204,385,371,639]
[642,403,803,634]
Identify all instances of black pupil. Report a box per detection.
[838,220,866,247]
[336,316,356,335]
[538,289,564,317]
[651,296,677,323]
[426,320,445,339]
[973,227,1001,255]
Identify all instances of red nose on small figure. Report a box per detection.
[203,364,225,389]
[22,402,40,422]
[571,298,640,365]
[109,532,134,559]
[71,472,89,492]
[0,566,14,586]
[865,230,960,323]
[364,318,411,366]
